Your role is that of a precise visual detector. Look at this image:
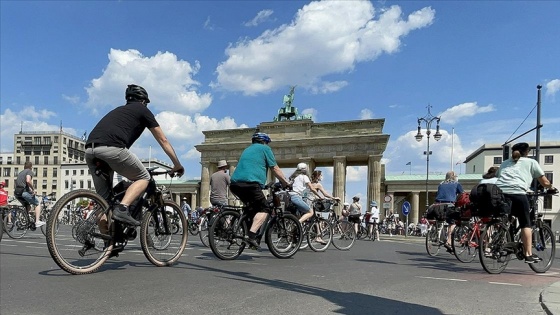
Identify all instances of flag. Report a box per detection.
[455,161,462,165]
[81,131,87,141]
[406,162,411,165]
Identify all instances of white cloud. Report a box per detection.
[301,108,318,121]
[346,166,367,182]
[545,79,560,97]
[204,16,216,31]
[360,109,373,119]
[244,9,274,27]
[212,2,435,95]
[84,49,212,114]
[62,94,80,104]
[438,102,495,124]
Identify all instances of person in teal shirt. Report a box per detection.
[496,142,555,263]
[230,132,290,249]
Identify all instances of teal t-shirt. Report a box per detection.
[231,143,277,185]
[496,157,544,194]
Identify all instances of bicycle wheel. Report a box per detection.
[4,207,28,239]
[529,224,556,273]
[479,223,511,274]
[140,201,188,267]
[331,220,356,250]
[208,210,246,260]
[199,216,210,247]
[41,209,59,237]
[452,225,478,263]
[46,190,112,275]
[307,218,333,252]
[425,225,440,256]
[356,225,368,240]
[265,213,302,259]
[188,220,200,236]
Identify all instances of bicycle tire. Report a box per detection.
[529,224,556,273]
[46,189,112,275]
[140,200,188,267]
[479,223,511,274]
[307,217,333,252]
[356,225,368,240]
[265,213,302,259]
[188,220,200,236]
[425,225,440,256]
[208,210,246,260]
[199,216,210,247]
[41,209,60,237]
[452,225,478,263]
[331,220,356,250]
[4,207,28,239]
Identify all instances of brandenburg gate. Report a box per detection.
[195,118,390,212]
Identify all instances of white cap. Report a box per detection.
[296,162,307,171]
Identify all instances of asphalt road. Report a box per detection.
[1,230,559,315]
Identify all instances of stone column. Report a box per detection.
[333,156,346,216]
[367,155,382,209]
[411,191,420,224]
[190,193,197,210]
[200,161,210,208]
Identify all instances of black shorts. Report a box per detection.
[230,182,269,218]
[348,214,361,224]
[504,193,531,228]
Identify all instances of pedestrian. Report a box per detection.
[85,84,184,227]
[0,182,8,207]
[348,196,362,235]
[229,132,291,249]
[181,197,192,219]
[496,142,556,263]
[435,171,464,253]
[14,162,45,228]
[480,166,498,184]
[367,201,380,241]
[210,160,230,206]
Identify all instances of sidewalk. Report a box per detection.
[382,234,560,315]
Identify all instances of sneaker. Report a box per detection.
[243,236,260,249]
[526,254,542,262]
[444,243,454,253]
[111,205,140,226]
[35,220,46,228]
[315,238,327,245]
[524,255,537,264]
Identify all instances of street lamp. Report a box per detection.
[415,105,442,208]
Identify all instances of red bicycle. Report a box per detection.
[451,217,490,263]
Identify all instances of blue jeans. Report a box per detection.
[21,191,39,206]
[290,194,311,214]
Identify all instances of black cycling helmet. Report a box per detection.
[252,132,271,144]
[125,84,150,103]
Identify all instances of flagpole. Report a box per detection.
[149,146,152,168]
[451,128,454,172]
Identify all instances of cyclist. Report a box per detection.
[0,182,8,207]
[367,201,380,241]
[288,163,326,244]
[229,132,290,248]
[496,142,556,263]
[348,196,362,235]
[435,171,463,253]
[210,160,230,206]
[85,84,184,227]
[14,162,45,228]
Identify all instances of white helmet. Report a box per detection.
[343,202,350,207]
[296,162,307,171]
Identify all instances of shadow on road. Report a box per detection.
[181,261,444,315]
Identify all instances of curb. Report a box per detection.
[541,281,560,315]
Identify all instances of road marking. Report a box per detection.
[488,282,522,286]
[416,276,467,282]
[26,246,45,249]
[235,261,265,265]
[536,272,559,276]
[0,244,17,247]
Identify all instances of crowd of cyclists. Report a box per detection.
[1,84,557,277]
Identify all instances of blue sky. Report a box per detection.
[1,0,559,203]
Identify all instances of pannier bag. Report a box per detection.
[455,192,472,220]
[313,200,332,212]
[469,183,510,217]
[445,205,461,222]
[425,204,447,221]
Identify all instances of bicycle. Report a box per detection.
[326,203,356,250]
[451,217,485,263]
[187,211,200,236]
[290,197,334,252]
[424,203,453,256]
[208,183,303,260]
[478,188,557,274]
[2,203,39,239]
[46,159,187,275]
[355,215,369,240]
[198,205,222,247]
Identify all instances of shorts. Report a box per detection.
[289,193,311,214]
[230,182,269,218]
[348,214,361,224]
[504,193,531,228]
[368,218,379,224]
[19,192,39,206]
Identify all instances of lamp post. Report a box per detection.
[415,105,442,208]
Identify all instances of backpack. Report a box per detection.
[455,192,472,220]
[469,183,510,217]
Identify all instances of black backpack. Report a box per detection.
[469,183,510,217]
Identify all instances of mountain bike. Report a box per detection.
[478,189,557,274]
[2,203,39,239]
[208,183,303,260]
[46,159,187,275]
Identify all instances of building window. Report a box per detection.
[88,180,92,189]
[33,168,38,175]
[42,180,47,190]
[44,150,50,155]
[26,156,30,162]
[24,150,32,156]
[72,170,77,176]
[65,180,69,189]
[34,137,41,145]
[16,157,21,164]
[80,180,84,189]
[44,156,49,165]
[43,137,51,145]
[80,170,84,175]
[65,170,69,176]
[543,195,552,210]
[54,157,58,164]
[33,179,37,189]
[54,136,59,143]
[34,149,41,155]
[493,157,502,165]
[43,168,47,177]
[14,168,18,176]
[472,165,476,173]
[544,155,553,164]
[2,168,9,177]
[53,169,57,177]
[35,156,39,165]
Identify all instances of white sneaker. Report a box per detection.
[35,220,46,228]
